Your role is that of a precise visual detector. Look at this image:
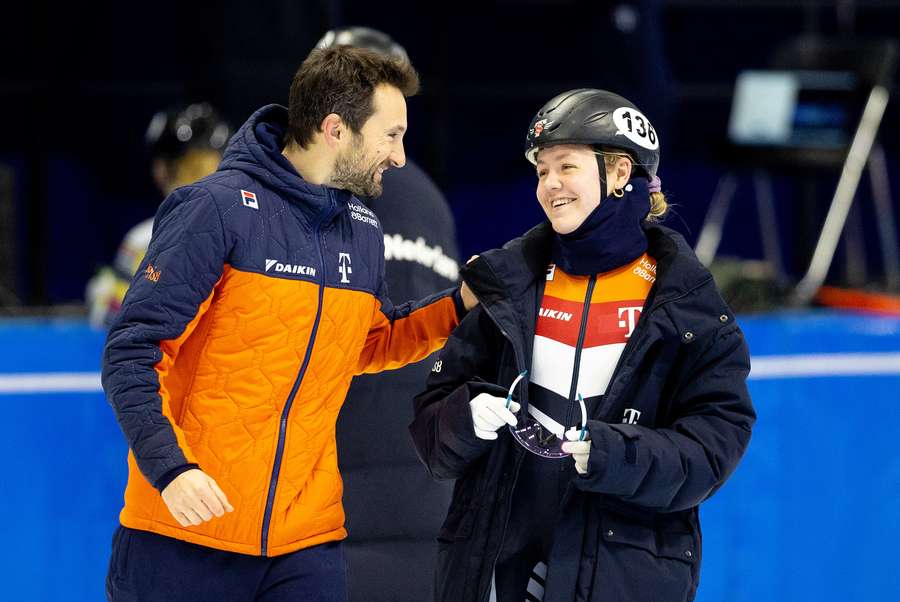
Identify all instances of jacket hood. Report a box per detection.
[462,222,712,308]
[218,104,354,212]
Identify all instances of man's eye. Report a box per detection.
[563,164,576,170]
[537,171,547,178]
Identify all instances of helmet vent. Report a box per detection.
[583,111,610,125]
[546,89,588,113]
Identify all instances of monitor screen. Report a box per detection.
[728,70,858,150]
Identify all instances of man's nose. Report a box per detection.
[390,144,406,169]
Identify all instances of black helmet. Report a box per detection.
[524,88,660,179]
[315,26,409,62]
[145,102,231,161]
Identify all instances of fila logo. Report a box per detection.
[241,189,259,210]
[617,306,643,338]
[622,408,641,424]
[265,258,316,276]
[546,264,556,281]
[539,307,573,322]
[338,252,352,283]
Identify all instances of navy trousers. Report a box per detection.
[106,526,347,601]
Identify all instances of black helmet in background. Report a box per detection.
[524,88,660,179]
[145,102,231,161]
[315,26,409,62]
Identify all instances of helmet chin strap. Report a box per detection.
[594,151,609,201]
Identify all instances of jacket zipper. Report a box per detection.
[565,275,597,424]
[260,193,334,556]
[476,300,528,602]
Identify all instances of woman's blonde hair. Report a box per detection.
[600,151,667,221]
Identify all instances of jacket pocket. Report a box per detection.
[594,513,697,602]
[601,513,697,563]
[107,526,133,587]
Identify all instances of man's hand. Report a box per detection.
[460,281,479,311]
[161,468,234,527]
[470,392,520,440]
[562,428,591,474]
[460,254,481,311]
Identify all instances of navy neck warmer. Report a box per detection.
[551,177,650,276]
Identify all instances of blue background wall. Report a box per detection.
[0,312,898,601]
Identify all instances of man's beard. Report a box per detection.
[330,141,385,198]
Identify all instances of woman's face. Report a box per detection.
[535,144,603,234]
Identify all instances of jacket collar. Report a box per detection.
[218,104,355,220]
[462,222,711,312]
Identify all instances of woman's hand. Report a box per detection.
[562,428,591,474]
[469,392,519,440]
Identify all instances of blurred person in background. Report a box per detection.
[85,102,231,327]
[316,27,461,602]
[410,89,755,601]
[102,46,477,601]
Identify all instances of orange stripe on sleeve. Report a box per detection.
[357,295,459,375]
[152,275,223,465]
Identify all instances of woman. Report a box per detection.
[410,89,755,602]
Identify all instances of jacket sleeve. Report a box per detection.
[101,186,227,492]
[356,259,466,375]
[574,322,755,512]
[408,305,507,481]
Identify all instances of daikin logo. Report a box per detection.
[539,307,573,322]
[265,259,316,276]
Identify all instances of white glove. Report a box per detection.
[563,428,591,474]
[469,393,520,440]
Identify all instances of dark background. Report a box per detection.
[2,0,899,307]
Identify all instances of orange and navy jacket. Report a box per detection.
[101,105,463,557]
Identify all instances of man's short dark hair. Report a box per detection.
[286,46,420,149]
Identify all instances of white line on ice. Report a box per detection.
[0,352,898,394]
[0,372,102,393]
[749,352,900,379]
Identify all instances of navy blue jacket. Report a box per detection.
[337,159,460,601]
[410,222,755,601]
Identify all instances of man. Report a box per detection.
[316,28,460,601]
[86,102,230,327]
[102,46,476,601]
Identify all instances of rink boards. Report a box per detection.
[0,312,897,601]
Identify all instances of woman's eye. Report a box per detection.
[537,170,547,178]
[563,164,576,170]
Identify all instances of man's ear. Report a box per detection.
[320,113,344,149]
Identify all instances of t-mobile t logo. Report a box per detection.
[617,306,643,338]
[338,253,352,283]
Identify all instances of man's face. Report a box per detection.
[535,144,603,234]
[330,83,407,198]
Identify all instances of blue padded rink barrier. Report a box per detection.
[0,311,898,601]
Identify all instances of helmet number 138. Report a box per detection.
[613,107,658,150]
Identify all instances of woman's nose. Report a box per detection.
[544,172,562,190]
